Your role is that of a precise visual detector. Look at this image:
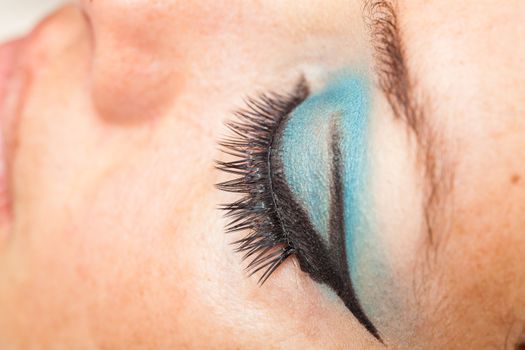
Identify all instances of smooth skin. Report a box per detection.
[0,1,524,349]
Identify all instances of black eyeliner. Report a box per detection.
[328,120,381,341]
[217,79,381,341]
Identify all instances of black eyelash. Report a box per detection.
[217,79,383,341]
[216,81,309,284]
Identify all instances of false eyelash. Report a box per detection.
[216,81,308,284]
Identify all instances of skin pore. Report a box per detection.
[0,0,524,349]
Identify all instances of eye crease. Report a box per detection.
[216,71,380,341]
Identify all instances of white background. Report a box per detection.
[0,0,66,42]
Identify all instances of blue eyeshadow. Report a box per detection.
[279,71,370,266]
[219,71,381,339]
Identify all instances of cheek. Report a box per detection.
[8,114,232,346]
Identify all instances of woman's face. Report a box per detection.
[1,1,524,348]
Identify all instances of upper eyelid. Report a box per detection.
[217,73,384,341]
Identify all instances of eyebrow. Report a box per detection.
[364,0,454,247]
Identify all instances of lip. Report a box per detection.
[0,39,23,120]
[0,6,89,231]
[0,38,25,226]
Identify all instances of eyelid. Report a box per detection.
[276,73,380,340]
[216,73,382,341]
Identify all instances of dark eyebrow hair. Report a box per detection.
[364,0,454,249]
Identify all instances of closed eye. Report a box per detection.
[216,72,382,341]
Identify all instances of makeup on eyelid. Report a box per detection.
[218,70,385,340]
[279,71,370,274]
[274,71,384,339]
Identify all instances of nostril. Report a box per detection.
[516,334,525,350]
[511,325,525,350]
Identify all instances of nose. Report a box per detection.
[80,0,186,123]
